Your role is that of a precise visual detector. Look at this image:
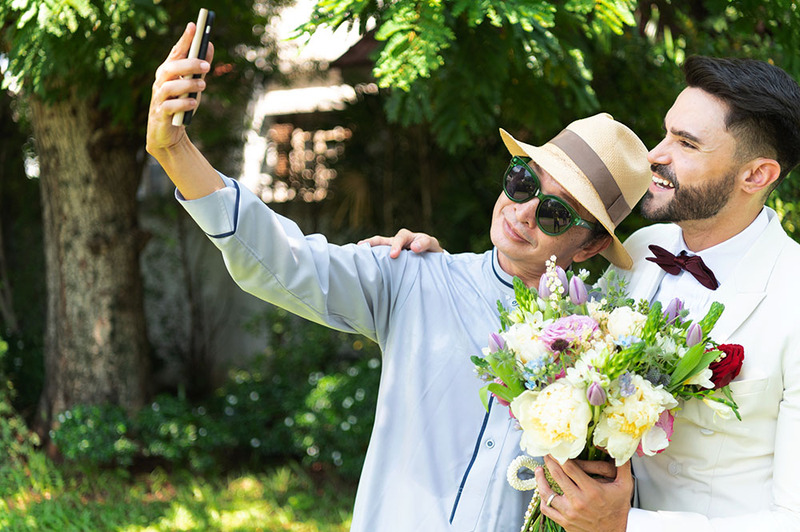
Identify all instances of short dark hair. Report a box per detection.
[584,222,610,247]
[683,56,800,191]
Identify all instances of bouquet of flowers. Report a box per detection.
[472,257,744,532]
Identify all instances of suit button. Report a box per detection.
[700,428,714,435]
[668,462,682,476]
[485,438,495,449]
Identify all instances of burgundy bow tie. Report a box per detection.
[646,244,719,290]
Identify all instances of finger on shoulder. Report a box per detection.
[410,234,441,253]
[357,235,392,246]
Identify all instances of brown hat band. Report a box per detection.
[549,129,630,226]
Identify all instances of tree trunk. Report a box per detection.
[30,90,149,432]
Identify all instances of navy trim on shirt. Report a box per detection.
[207,179,240,239]
[492,249,514,289]
[450,396,494,524]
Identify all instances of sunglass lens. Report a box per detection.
[537,198,574,235]
[504,164,538,201]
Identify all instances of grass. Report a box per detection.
[0,461,356,531]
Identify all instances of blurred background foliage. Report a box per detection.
[2,0,800,528]
[48,307,380,479]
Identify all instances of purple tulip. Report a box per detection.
[488,332,505,353]
[569,276,588,305]
[538,273,551,299]
[586,382,606,406]
[663,298,684,324]
[686,322,703,347]
[555,266,568,293]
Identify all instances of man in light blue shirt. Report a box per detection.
[146,25,650,531]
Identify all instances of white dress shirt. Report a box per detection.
[652,208,770,320]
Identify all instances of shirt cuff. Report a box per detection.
[626,508,652,531]
[175,174,241,238]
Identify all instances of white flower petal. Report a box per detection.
[640,425,670,456]
[684,368,714,389]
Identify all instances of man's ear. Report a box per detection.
[741,157,781,196]
[573,234,612,263]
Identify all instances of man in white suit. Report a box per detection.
[378,56,800,530]
[532,56,800,531]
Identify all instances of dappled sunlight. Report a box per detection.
[227,475,265,499]
[2,466,353,532]
[138,503,197,531]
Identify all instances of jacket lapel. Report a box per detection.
[707,214,784,342]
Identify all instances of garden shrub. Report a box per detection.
[51,403,137,467]
[137,394,235,470]
[49,309,381,479]
[292,353,380,479]
[0,335,49,498]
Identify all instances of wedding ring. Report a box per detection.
[546,493,556,507]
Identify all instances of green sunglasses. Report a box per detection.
[503,156,598,236]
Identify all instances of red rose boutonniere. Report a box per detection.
[709,343,744,388]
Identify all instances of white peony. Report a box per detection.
[593,374,678,465]
[510,380,592,464]
[503,322,551,365]
[605,306,647,339]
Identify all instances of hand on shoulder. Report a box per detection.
[359,228,444,259]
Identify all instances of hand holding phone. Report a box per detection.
[172,8,215,127]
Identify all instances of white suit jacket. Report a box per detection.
[610,208,800,531]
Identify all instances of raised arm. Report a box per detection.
[146,23,224,200]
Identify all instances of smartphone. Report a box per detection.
[172,8,216,126]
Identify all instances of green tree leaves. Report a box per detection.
[300,0,639,152]
[0,1,167,101]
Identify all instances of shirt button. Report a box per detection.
[699,428,715,435]
[668,462,682,476]
[485,439,495,449]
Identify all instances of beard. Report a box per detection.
[641,163,736,222]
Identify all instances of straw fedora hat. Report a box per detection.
[499,113,651,270]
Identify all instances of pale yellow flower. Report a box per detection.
[593,374,678,465]
[511,380,592,464]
